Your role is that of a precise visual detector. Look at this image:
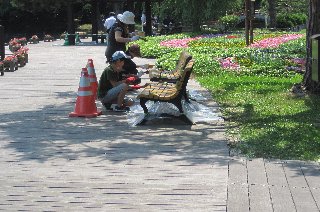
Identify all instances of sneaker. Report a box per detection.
[102,103,112,110]
[113,105,130,112]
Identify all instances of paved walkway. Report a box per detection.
[0,39,319,211]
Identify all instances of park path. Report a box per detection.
[0,38,319,211]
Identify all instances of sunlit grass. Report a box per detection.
[138,31,319,161]
[198,73,320,161]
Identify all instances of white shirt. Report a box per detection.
[104,16,116,30]
[141,14,146,24]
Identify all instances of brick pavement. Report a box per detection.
[0,39,319,212]
[0,39,228,211]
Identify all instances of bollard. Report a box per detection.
[75,33,81,43]
[63,33,70,46]
[0,25,4,61]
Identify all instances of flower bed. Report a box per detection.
[9,38,22,52]
[15,47,29,64]
[44,34,54,42]
[249,34,304,49]
[29,35,39,44]
[17,37,28,46]
[3,55,18,72]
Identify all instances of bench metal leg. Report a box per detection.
[140,98,149,114]
[172,99,183,113]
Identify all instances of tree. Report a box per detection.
[302,0,320,93]
[268,0,276,28]
[260,0,308,28]
[159,0,242,32]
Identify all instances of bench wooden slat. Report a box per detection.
[137,59,194,123]
[148,51,192,83]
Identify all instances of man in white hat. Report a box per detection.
[105,11,140,63]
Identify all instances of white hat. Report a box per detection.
[111,51,128,62]
[117,11,135,25]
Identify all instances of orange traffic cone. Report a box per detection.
[86,59,98,99]
[69,68,102,118]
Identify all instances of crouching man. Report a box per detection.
[97,51,134,112]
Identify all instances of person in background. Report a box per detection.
[121,44,146,85]
[104,12,116,33]
[98,51,134,112]
[105,11,139,63]
[124,44,142,75]
[104,12,116,45]
[141,12,146,32]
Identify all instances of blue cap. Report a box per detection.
[111,51,128,62]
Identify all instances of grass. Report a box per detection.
[137,30,318,161]
[198,72,320,161]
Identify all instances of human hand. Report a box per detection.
[130,36,140,41]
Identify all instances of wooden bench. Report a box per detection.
[148,51,192,83]
[60,33,107,43]
[137,60,195,124]
[89,34,107,43]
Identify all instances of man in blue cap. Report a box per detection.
[97,51,134,112]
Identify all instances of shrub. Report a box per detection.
[218,15,240,32]
[276,13,307,28]
[77,24,92,33]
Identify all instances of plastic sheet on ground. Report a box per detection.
[127,97,222,127]
[187,89,208,101]
[182,100,222,124]
[127,101,181,126]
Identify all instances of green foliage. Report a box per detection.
[260,0,308,16]
[198,73,320,161]
[276,13,308,28]
[136,32,320,161]
[218,15,240,32]
[132,34,191,58]
[0,0,12,15]
[276,37,306,57]
[77,24,92,33]
[158,0,242,31]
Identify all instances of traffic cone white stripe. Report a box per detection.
[78,91,93,96]
[69,67,101,118]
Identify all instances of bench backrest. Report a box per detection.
[172,51,192,75]
[175,60,194,91]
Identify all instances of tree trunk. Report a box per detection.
[91,0,99,43]
[302,0,320,93]
[0,25,4,60]
[268,0,276,28]
[245,0,250,45]
[145,0,152,36]
[125,0,134,11]
[67,2,75,45]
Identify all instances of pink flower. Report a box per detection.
[219,57,240,70]
[249,34,304,49]
[292,58,305,65]
[160,37,201,48]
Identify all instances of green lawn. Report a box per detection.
[137,31,320,161]
[198,73,320,161]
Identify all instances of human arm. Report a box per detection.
[110,79,127,87]
[115,31,132,43]
[115,31,139,43]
